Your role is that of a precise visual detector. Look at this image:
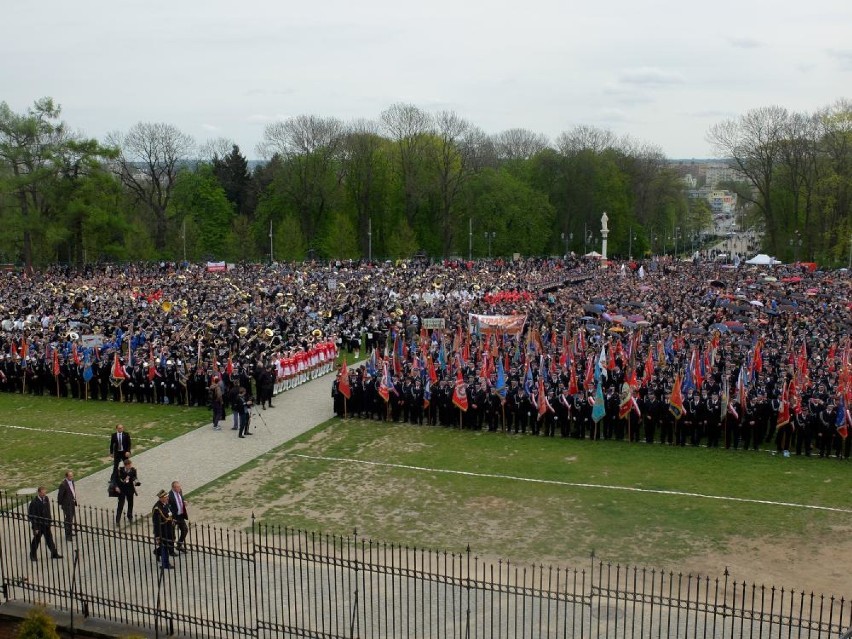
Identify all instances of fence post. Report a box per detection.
[69,549,79,637]
[349,528,359,639]
[464,545,471,639]
[251,512,259,638]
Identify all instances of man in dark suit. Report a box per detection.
[57,470,78,541]
[28,487,62,561]
[109,423,132,479]
[168,481,190,552]
[152,490,175,569]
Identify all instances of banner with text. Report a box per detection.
[468,313,527,335]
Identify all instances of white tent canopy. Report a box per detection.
[745,253,781,265]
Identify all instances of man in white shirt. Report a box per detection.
[167,481,190,552]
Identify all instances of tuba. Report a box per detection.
[161,300,173,313]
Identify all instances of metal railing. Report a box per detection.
[1,493,849,638]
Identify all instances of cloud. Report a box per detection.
[828,49,852,70]
[245,114,289,125]
[598,108,630,123]
[601,84,655,105]
[201,123,219,132]
[683,109,737,119]
[618,67,684,87]
[727,36,763,49]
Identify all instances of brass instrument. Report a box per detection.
[238,326,249,337]
[161,300,173,313]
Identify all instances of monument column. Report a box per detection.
[600,211,609,260]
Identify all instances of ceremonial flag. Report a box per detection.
[737,365,748,413]
[52,350,60,376]
[338,358,351,400]
[776,381,791,430]
[523,363,534,396]
[537,375,553,419]
[225,354,234,377]
[378,361,391,402]
[148,345,158,381]
[568,363,579,396]
[452,369,469,412]
[583,355,594,390]
[669,373,685,420]
[496,356,507,398]
[82,352,93,383]
[597,345,608,380]
[423,379,431,409]
[591,381,606,423]
[72,343,80,366]
[111,352,126,380]
[837,395,849,439]
[427,355,438,384]
[618,382,633,419]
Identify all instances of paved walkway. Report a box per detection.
[63,370,338,514]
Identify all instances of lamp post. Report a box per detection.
[848,231,852,270]
[560,232,572,257]
[367,216,372,263]
[674,227,680,258]
[468,217,472,262]
[628,226,636,261]
[268,219,274,264]
[484,231,495,258]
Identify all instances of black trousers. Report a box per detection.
[30,526,58,558]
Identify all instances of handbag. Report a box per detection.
[108,479,120,498]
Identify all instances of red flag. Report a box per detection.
[72,343,80,366]
[148,345,157,381]
[619,382,633,419]
[452,370,469,412]
[669,373,684,419]
[10,342,17,360]
[338,358,351,400]
[111,352,126,380]
[537,375,552,419]
[583,356,594,390]
[776,381,791,430]
[20,337,28,361]
[568,363,579,395]
[642,349,655,386]
[52,350,60,376]
[225,354,234,377]
[427,356,438,384]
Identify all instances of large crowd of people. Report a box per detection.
[0,255,850,460]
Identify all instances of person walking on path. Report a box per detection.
[152,489,175,569]
[57,470,78,542]
[210,376,224,430]
[168,481,190,552]
[109,424,132,480]
[115,458,139,526]
[28,487,63,561]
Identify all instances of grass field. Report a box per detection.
[0,394,208,493]
[189,418,852,595]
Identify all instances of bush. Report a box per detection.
[15,607,60,639]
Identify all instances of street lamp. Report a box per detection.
[628,226,637,261]
[560,232,572,257]
[675,227,681,257]
[585,231,593,256]
[484,231,495,258]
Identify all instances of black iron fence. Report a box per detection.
[1,493,849,638]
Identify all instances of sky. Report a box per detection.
[2,0,851,159]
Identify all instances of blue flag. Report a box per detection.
[592,381,606,423]
[82,352,93,383]
[496,357,507,398]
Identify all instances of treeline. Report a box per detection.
[1,97,848,267]
[709,100,852,265]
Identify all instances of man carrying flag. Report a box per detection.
[335,358,351,417]
[775,380,793,457]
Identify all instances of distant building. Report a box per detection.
[681,173,697,189]
[708,189,737,215]
[705,163,746,188]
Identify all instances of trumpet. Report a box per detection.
[161,300,173,313]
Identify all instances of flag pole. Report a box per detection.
[344,397,347,419]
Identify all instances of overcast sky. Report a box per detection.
[3,0,850,159]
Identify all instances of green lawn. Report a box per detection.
[0,394,208,492]
[190,418,852,571]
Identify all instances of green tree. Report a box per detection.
[0,97,112,267]
[168,166,235,261]
[212,144,254,218]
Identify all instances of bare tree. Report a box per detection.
[380,103,433,226]
[199,136,236,163]
[556,125,617,156]
[492,128,550,161]
[708,106,788,253]
[108,122,195,252]
[257,115,345,244]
